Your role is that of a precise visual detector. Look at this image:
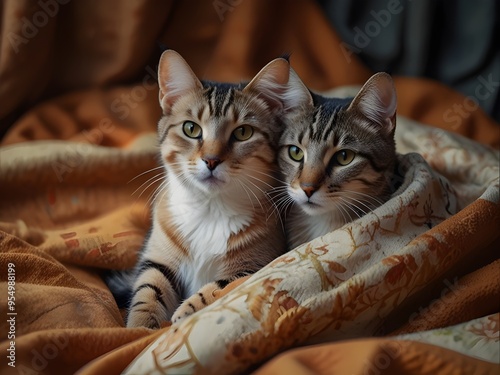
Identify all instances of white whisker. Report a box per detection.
[342,190,385,207]
[237,179,257,212]
[243,173,275,190]
[238,176,267,215]
[136,174,167,199]
[131,172,166,197]
[128,166,164,183]
[243,165,287,185]
[148,179,168,207]
[338,197,363,220]
[334,199,352,224]
[346,195,377,214]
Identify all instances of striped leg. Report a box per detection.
[127,260,180,329]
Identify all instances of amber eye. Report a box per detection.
[334,149,356,166]
[233,125,254,141]
[183,121,202,139]
[288,145,304,162]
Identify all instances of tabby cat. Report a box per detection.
[116,50,306,329]
[277,71,397,249]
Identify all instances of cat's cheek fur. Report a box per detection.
[288,186,309,205]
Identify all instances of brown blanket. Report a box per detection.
[1,1,499,374]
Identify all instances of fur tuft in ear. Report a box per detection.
[158,50,203,114]
[244,58,312,113]
[349,72,397,131]
[286,67,314,112]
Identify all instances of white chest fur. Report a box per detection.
[167,183,253,296]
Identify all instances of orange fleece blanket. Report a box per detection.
[0,1,499,374]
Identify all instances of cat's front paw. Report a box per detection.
[171,297,200,324]
[172,288,215,324]
[127,308,163,329]
[127,296,171,329]
[171,285,219,324]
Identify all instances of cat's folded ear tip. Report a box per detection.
[279,52,292,62]
[370,72,395,85]
[373,71,392,78]
[254,58,291,85]
[160,49,182,61]
[268,57,291,68]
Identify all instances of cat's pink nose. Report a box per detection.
[301,184,317,198]
[203,157,222,171]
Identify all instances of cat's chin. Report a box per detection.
[195,176,226,192]
[298,202,331,216]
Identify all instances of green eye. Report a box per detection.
[183,121,202,139]
[288,145,304,162]
[233,125,254,141]
[335,149,356,166]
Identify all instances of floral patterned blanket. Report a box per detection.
[1,0,499,373]
[120,91,500,374]
[0,90,498,374]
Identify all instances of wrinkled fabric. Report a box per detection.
[0,0,499,374]
[119,110,500,374]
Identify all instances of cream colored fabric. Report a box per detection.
[122,115,500,374]
[1,1,499,373]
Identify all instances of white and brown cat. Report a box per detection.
[110,50,307,329]
[277,71,398,249]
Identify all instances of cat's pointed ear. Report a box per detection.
[287,66,314,111]
[158,50,203,114]
[348,72,397,132]
[243,58,313,113]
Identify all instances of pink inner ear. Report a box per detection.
[264,59,290,86]
[158,50,202,112]
[376,77,397,118]
[243,58,291,112]
[353,73,397,128]
[244,59,313,113]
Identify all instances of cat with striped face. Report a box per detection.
[278,72,397,249]
[122,51,305,328]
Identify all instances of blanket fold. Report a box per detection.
[119,115,499,374]
[0,0,499,374]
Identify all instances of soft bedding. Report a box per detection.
[0,1,499,374]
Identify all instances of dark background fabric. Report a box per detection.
[318,0,500,121]
[1,0,499,141]
[0,1,499,374]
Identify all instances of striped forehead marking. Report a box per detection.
[204,86,235,118]
[306,105,341,144]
